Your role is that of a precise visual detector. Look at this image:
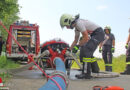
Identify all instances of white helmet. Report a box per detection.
[104,25,111,33]
[60,14,79,28]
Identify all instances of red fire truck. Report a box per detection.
[6,21,40,60]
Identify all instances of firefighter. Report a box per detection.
[120,28,130,75]
[99,26,115,72]
[60,14,105,79]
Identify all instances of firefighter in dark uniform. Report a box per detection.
[99,26,115,72]
[60,14,105,79]
[120,28,130,75]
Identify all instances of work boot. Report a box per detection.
[84,73,92,79]
[105,66,112,72]
[108,66,112,72]
[105,66,109,71]
[120,65,130,75]
[75,73,86,79]
[91,61,99,73]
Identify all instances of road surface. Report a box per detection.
[6,69,130,90]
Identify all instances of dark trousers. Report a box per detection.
[0,49,2,56]
[80,28,105,75]
[102,45,112,71]
[126,43,130,63]
[124,43,130,73]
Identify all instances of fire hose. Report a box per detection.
[39,57,69,90]
[0,51,49,74]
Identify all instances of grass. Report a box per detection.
[112,55,126,73]
[0,56,20,69]
[0,56,20,84]
[98,54,126,73]
[71,54,126,73]
[0,73,11,84]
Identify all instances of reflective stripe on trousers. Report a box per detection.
[83,57,96,63]
[105,64,112,66]
[126,62,130,65]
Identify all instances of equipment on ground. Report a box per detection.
[93,86,124,90]
[38,38,78,75]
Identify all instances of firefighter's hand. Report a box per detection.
[72,45,79,53]
[125,44,128,49]
[111,47,115,53]
[99,48,102,53]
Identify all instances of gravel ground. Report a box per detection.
[5,70,130,90]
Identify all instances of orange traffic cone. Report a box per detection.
[0,77,9,90]
[0,77,4,87]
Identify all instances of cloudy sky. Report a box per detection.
[18,0,130,57]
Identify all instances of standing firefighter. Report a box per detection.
[60,13,105,79]
[120,28,130,75]
[99,26,115,72]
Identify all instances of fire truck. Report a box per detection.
[6,21,40,60]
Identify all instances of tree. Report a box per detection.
[0,0,20,51]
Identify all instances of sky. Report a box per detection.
[18,0,130,57]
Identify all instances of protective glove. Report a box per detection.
[99,48,102,53]
[111,47,115,53]
[72,45,79,53]
[125,44,128,49]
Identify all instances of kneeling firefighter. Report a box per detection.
[60,13,105,79]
